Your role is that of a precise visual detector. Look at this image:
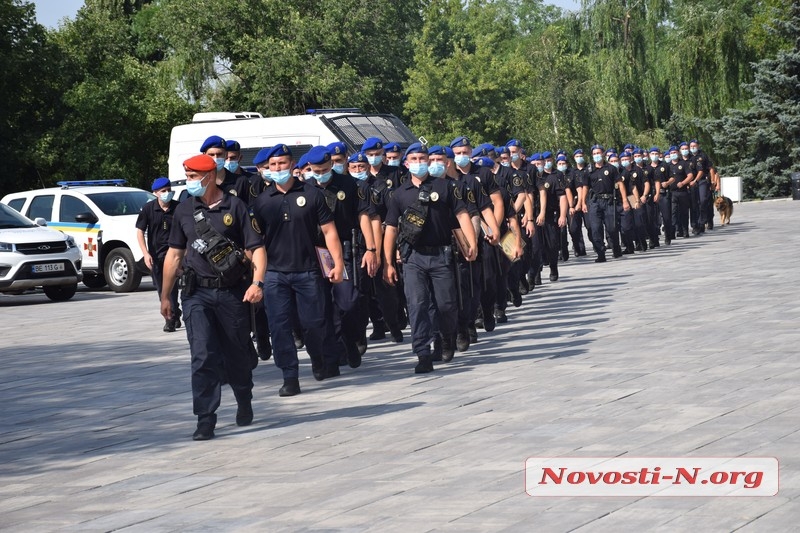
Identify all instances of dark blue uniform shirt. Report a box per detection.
[136,198,180,259]
[588,163,622,195]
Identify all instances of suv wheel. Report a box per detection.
[43,283,77,301]
[105,248,142,293]
[82,272,107,289]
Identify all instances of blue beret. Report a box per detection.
[384,142,402,153]
[531,152,543,161]
[326,141,347,156]
[471,146,487,158]
[620,151,631,158]
[444,146,454,159]
[633,148,645,156]
[478,143,495,155]
[361,137,384,152]
[297,153,312,169]
[607,152,619,160]
[263,144,293,161]
[679,141,689,148]
[253,147,272,166]
[556,155,567,162]
[505,139,522,148]
[542,151,553,159]
[225,140,241,152]
[669,145,678,152]
[428,145,446,156]
[649,146,660,153]
[623,144,634,151]
[151,177,170,191]
[348,152,368,164]
[404,142,427,157]
[690,139,699,144]
[474,157,495,167]
[200,135,226,153]
[305,146,331,165]
[496,145,509,155]
[573,148,584,156]
[450,136,471,148]
[590,144,604,152]
[556,149,566,156]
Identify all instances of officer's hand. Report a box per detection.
[525,220,535,237]
[654,194,660,203]
[160,298,172,321]
[466,245,478,262]
[144,253,153,270]
[536,213,545,226]
[362,250,378,278]
[514,245,524,260]
[558,216,567,228]
[384,264,398,286]
[329,264,344,284]
[486,231,499,246]
[582,203,589,213]
[243,285,263,303]
[623,202,631,212]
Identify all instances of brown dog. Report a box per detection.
[714,196,733,225]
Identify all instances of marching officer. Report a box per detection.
[200,135,250,199]
[136,176,181,332]
[160,154,267,441]
[651,147,675,245]
[383,143,478,373]
[587,145,630,262]
[669,145,694,238]
[536,152,568,281]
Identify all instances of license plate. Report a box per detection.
[32,263,65,273]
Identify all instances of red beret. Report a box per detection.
[183,154,216,172]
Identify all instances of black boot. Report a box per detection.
[279,378,301,397]
[415,355,434,374]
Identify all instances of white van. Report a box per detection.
[168,109,418,181]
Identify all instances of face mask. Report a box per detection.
[621,160,631,168]
[302,170,313,181]
[159,191,174,203]
[366,155,383,166]
[428,162,446,177]
[314,170,333,184]
[351,170,368,181]
[557,164,567,172]
[634,157,643,165]
[186,174,209,197]
[271,169,292,185]
[680,149,689,157]
[500,161,510,168]
[534,164,544,172]
[575,157,585,165]
[224,160,239,173]
[593,154,603,164]
[611,162,620,169]
[544,161,553,171]
[671,154,679,162]
[408,162,428,177]
[690,147,699,155]
[511,154,520,162]
[454,154,470,167]
[387,159,401,167]
[260,168,271,182]
[213,157,225,171]
[650,155,660,163]
[332,163,345,174]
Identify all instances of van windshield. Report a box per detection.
[86,191,155,216]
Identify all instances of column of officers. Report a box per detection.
[139,134,719,440]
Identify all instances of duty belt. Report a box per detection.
[659,189,668,194]
[594,193,613,200]
[197,276,235,288]
[412,245,447,255]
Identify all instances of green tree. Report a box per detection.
[711,2,800,199]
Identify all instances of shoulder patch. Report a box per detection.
[467,190,475,203]
[358,187,366,200]
[251,217,262,234]
[229,189,237,197]
[513,177,523,187]
[453,186,462,200]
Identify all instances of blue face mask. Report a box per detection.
[428,162,446,178]
[314,170,333,184]
[351,170,368,181]
[593,154,604,164]
[544,161,553,171]
[454,154,470,167]
[650,155,660,163]
[501,161,510,168]
[690,147,699,155]
[535,164,544,172]
[634,157,643,165]
[366,155,383,166]
[187,174,209,197]
[271,169,292,185]
[671,154,679,162]
[159,191,174,203]
[408,162,429,177]
[224,160,239,173]
[511,154,520,162]
[332,163,345,174]
[621,160,631,168]
[213,157,225,171]
[387,159,401,167]
[557,164,568,172]
[575,156,585,165]
[610,162,620,169]
[260,168,271,182]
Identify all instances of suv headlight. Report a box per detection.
[66,236,77,249]
[0,242,13,252]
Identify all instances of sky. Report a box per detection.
[32,0,582,29]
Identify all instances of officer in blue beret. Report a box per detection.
[678,141,703,235]
[250,144,345,396]
[559,154,587,258]
[689,139,716,231]
[536,151,568,281]
[136,177,181,332]
[633,148,660,250]
[668,145,694,238]
[383,142,478,373]
[200,135,250,199]
[326,141,349,176]
[649,147,674,245]
[587,144,630,262]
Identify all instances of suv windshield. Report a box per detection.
[0,203,36,229]
[86,191,154,216]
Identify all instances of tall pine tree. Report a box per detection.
[711,2,800,199]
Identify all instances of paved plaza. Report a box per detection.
[1,199,798,532]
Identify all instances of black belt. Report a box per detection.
[659,189,668,194]
[413,245,448,255]
[593,193,613,200]
[197,276,236,288]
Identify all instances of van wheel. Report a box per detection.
[82,272,107,289]
[105,248,142,293]
[43,283,77,301]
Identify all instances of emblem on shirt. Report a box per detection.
[251,218,262,234]
[386,179,393,187]
[229,189,237,196]
[430,192,440,202]
[337,190,346,201]
[467,190,475,203]
[679,165,683,170]
[615,183,620,189]
[513,177,523,187]
[297,196,306,207]
[453,187,462,200]
[544,182,550,189]
[358,188,366,200]
[660,167,665,172]
[633,172,638,178]
[223,213,233,226]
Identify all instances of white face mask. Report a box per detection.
[557,164,568,172]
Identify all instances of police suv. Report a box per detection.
[1,180,154,292]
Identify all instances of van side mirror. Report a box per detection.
[75,212,99,224]
[34,217,48,226]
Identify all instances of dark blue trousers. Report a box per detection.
[403,248,457,357]
[152,256,179,314]
[182,285,253,419]
[588,198,618,255]
[264,270,327,379]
